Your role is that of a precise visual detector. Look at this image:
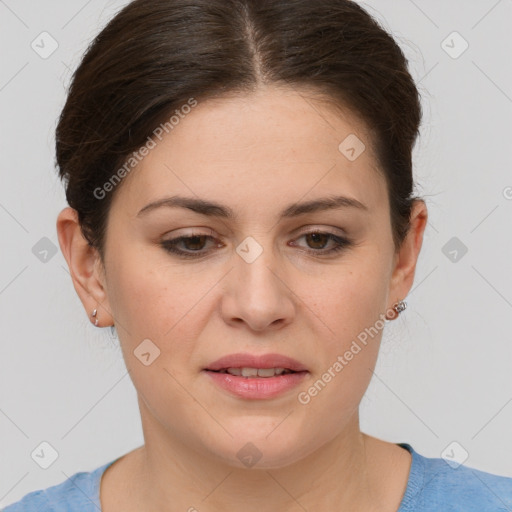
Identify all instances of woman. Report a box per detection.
[4,0,511,510]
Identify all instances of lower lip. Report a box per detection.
[203,370,308,399]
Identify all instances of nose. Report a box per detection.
[220,242,296,332]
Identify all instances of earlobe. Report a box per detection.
[56,206,114,327]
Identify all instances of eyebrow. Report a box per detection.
[136,194,368,220]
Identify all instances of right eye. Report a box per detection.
[160,233,222,259]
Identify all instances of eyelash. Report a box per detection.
[160,230,352,259]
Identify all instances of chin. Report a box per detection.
[207,422,315,470]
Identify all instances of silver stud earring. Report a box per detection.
[393,300,407,315]
[91,308,99,326]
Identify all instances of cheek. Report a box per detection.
[292,252,390,404]
[105,250,220,373]
[106,244,193,338]
[298,252,390,346]
[107,260,206,411]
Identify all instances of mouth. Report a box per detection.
[204,352,308,375]
[202,353,308,399]
[203,367,308,400]
[207,367,300,378]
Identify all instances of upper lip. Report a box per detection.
[204,353,308,372]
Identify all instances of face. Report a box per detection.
[96,85,405,468]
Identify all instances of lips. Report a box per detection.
[203,353,309,399]
[204,353,308,373]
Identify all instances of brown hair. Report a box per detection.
[56,0,422,258]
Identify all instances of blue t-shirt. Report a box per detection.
[3,443,512,511]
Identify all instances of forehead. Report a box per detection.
[111,85,387,218]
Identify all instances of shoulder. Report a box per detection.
[2,460,116,512]
[399,443,512,512]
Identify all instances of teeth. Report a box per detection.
[222,367,290,377]
[241,367,258,377]
[257,368,279,377]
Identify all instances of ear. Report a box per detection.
[56,207,114,328]
[387,200,428,317]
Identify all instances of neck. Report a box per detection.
[130,400,383,512]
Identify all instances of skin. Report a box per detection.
[57,84,428,512]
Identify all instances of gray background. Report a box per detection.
[1,0,511,507]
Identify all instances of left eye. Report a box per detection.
[160,230,352,258]
[290,231,352,255]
